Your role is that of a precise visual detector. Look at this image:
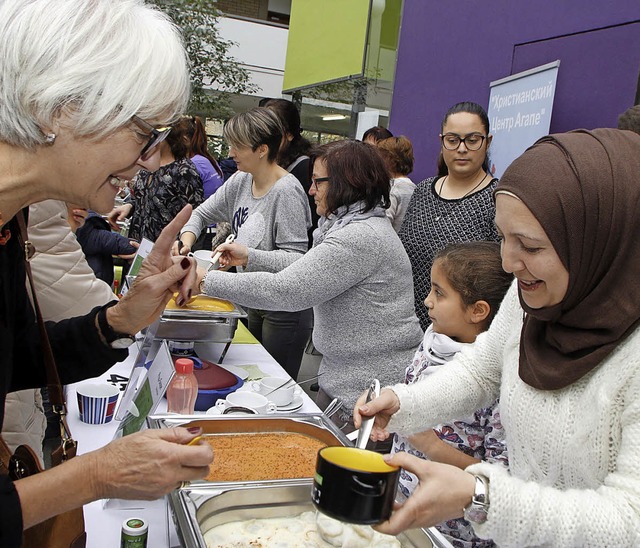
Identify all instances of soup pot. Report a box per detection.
[312,446,400,525]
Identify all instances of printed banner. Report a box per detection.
[487,61,560,178]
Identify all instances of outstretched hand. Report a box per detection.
[91,426,214,501]
[107,205,198,334]
[217,242,249,269]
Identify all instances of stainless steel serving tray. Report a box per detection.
[148,413,349,452]
[171,481,452,548]
[150,414,453,547]
[150,302,247,342]
[148,413,350,487]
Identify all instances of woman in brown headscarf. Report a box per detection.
[354,128,640,547]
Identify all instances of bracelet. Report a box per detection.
[199,272,207,295]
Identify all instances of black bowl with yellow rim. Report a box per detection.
[312,446,400,525]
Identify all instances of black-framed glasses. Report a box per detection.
[311,176,330,191]
[440,133,486,151]
[131,115,171,160]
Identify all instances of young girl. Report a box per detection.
[392,241,512,548]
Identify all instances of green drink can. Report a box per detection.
[121,517,148,548]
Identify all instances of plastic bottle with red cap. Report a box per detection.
[166,358,198,414]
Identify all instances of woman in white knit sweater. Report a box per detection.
[355,128,640,547]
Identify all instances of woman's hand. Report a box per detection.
[106,205,198,334]
[14,426,212,529]
[117,240,139,261]
[217,242,249,268]
[171,239,192,257]
[171,231,197,257]
[89,427,213,501]
[353,387,401,442]
[374,453,475,536]
[107,203,133,230]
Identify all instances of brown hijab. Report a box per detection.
[497,128,640,390]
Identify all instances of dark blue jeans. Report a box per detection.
[247,308,313,379]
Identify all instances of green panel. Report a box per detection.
[365,0,402,82]
[283,0,371,92]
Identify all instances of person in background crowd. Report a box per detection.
[219,157,238,181]
[0,1,211,541]
[2,200,118,465]
[178,115,224,199]
[108,121,204,242]
[391,241,512,548]
[189,140,423,434]
[617,104,640,134]
[173,107,312,378]
[376,136,416,232]
[355,129,640,548]
[363,125,393,145]
[261,98,316,371]
[261,98,318,241]
[399,102,499,330]
[76,211,139,286]
[66,204,88,233]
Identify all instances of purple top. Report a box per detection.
[192,154,224,199]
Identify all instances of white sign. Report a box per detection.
[487,61,560,178]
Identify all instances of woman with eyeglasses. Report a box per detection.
[173,107,312,379]
[399,102,499,331]
[189,139,423,433]
[0,1,212,541]
[108,120,204,243]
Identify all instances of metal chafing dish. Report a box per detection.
[148,414,452,547]
[144,300,247,343]
[173,482,450,548]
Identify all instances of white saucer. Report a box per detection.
[276,395,303,412]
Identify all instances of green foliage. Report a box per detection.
[151,0,258,118]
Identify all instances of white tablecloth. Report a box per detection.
[66,340,320,548]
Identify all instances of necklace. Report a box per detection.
[435,173,490,221]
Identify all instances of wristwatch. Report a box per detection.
[463,474,490,524]
[97,302,135,349]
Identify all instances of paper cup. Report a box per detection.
[76,383,120,424]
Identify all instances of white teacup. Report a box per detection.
[250,377,302,407]
[191,250,216,271]
[215,391,277,414]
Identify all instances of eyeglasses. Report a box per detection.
[131,115,171,160]
[440,133,486,151]
[311,176,330,191]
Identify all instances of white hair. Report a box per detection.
[0,0,190,148]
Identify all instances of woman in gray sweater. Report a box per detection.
[191,140,423,428]
[174,108,312,378]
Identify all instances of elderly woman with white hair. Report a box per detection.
[0,0,212,542]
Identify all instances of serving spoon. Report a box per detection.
[354,379,380,449]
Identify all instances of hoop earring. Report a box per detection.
[45,133,56,145]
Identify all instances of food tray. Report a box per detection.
[148,414,350,476]
[151,302,247,342]
[170,481,452,548]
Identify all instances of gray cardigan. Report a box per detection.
[203,215,423,409]
[182,171,311,272]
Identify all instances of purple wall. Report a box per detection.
[389,1,640,182]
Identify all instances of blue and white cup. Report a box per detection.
[76,383,120,424]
